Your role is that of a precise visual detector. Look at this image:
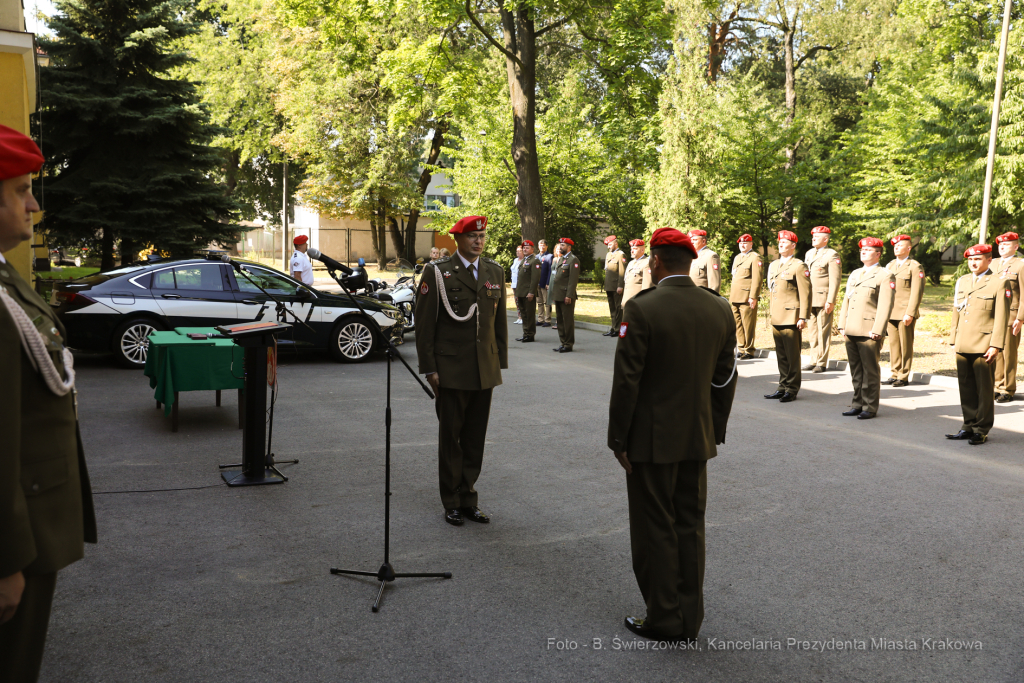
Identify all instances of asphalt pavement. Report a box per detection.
[42,322,1024,682]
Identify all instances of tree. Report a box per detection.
[38,0,238,270]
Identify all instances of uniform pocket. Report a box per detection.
[435,345,457,356]
[21,456,69,497]
[980,296,995,311]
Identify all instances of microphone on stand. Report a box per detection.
[307,248,353,275]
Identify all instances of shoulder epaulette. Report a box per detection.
[699,286,722,297]
[481,257,498,265]
[435,256,451,264]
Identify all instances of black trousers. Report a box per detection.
[772,325,802,395]
[627,460,707,638]
[606,291,623,330]
[0,572,57,683]
[956,353,996,435]
[435,386,493,509]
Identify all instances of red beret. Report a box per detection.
[450,215,488,234]
[964,244,992,257]
[628,239,644,247]
[996,232,1019,243]
[603,235,617,245]
[521,239,534,248]
[293,234,308,246]
[650,227,698,258]
[811,225,831,234]
[777,230,797,243]
[891,234,912,245]
[0,124,44,181]
[558,237,574,246]
[859,237,884,248]
[688,229,707,238]
[737,234,752,243]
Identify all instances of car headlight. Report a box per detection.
[381,308,402,320]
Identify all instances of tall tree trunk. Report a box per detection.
[707,11,737,83]
[369,193,383,268]
[376,196,388,269]
[100,226,115,271]
[388,216,405,260]
[120,237,135,267]
[406,120,449,262]
[501,5,545,245]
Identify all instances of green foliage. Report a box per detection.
[37,0,239,268]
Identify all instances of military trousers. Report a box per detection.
[537,286,551,323]
[993,326,1021,396]
[805,305,834,369]
[626,460,707,639]
[886,319,916,382]
[772,325,802,395]
[956,353,996,435]
[517,295,537,339]
[0,571,57,683]
[555,300,575,349]
[731,302,757,355]
[845,335,882,415]
[435,386,493,509]
[606,291,623,331]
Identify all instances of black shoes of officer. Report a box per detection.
[968,433,988,445]
[459,506,490,523]
[515,336,535,342]
[444,508,464,526]
[881,378,895,385]
[996,393,1013,403]
[842,408,861,416]
[623,617,688,643]
[553,346,572,353]
[801,364,815,371]
[603,330,616,337]
[945,430,975,440]
[764,390,785,399]
[857,411,875,420]
[892,379,908,387]
[778,392,796,403]
[812,366,825,373]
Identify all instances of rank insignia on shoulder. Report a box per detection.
[619,322,628,338]
[436,256,451,263]
[421,282,429,295]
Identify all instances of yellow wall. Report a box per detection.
[0,49,35,281]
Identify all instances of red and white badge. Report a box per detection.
[712,263,719,270]
[1007,289,1013,298]
[574,263,579,268]
[835,258,841,265]
[421,282,429,295]
[890,281,896,289]
[619,322,629,338]
[919,271,926,278]
[804,270,810,277]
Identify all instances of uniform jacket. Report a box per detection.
[767,257,811,326]
[514,253,542,297]
[838,265,895,338]
[603,249,626,291]
[689,247,721,292]
[550,251,581,302]
[949,270,1011,354]
[886,258,925,320]
[994,256,1024,323]
[729,251,763,304]
[608,277,737,463]
[414,255,509,390]
[804,247,842,309]
[621,254,653,308]
[0,265,96,578]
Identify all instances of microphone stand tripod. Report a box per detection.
[324,265,451,612]
[218,263,316,480]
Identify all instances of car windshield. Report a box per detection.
[71,265,148,286]
[237,266,301,296]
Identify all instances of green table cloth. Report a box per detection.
[144,327,245,416]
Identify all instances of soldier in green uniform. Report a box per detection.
[414,215,508,525]
[883,235,926,388]
[602,236,626,337]
[992,232,1024,402]
[620,238,653,309]
[0,124,96,683]
[514,239,542,343]
[687,229,721,292]
[550,237,580,353]
[802,226,841,373]
[608,227,737,642]
[729,234,762,359]
[946,244,1010,445]
[765,230,810,403]
[837,237,895,419]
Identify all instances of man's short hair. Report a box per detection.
[651,245,693,271]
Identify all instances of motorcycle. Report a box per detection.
[362,260,416,332]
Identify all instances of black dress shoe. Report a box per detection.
[996,393,1013,403]
[553,346,564,352]
[444,508,464,526]
[945,430,975,440]
[522,337,535,343]
[623,616,687,643]
[801,364,815,371]
[857,411,875,419]
[559,347,573,353]
[881,378,895,385]
[892,379,908,387]
[515,337,525,341]
[842,408,861,416]
[740,353,754,360]
[778,392,796,403]
[459,506,490,523]
[812,366,825,373]
[969,433,988,445]
[603,330,616,336]
[764,390,785,399]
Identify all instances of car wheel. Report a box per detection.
[330,317,376,363]
[113,317,164,368]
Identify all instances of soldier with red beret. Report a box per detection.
[883,235,925,388]
[621,238,653,309]
[837,237,895,418]
[992,231,1024,402]
[550,237,580,352]
[289,234,314,286]
[608,227,736,643]
[946,244,1011,445]
[729,234,762,359]
[803,226,842,373]
[514,240,542,342]
[687,229,721,293]
[414,215,508,525]
[0,123,97,682]
[602,236,627,337]
[765,230,810,402]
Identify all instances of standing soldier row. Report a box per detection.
[803,226,842,373]
[883,235,925,387]
[729,234,762,359]
[992,232,1024,402]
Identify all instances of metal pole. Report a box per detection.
[282,159,289,271]
[979,0,1013,244]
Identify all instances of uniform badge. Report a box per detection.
[712,263,719,270]
[443,271,452,278]
[421,282,429,295]
[619,322,628,338]
[536,264,541,268]
[758,261,762,267]
[1007,289,1013,298]
[574,263,578,268]
[918,271,925,278]
[804,270,810,277]
[835,258,841,265]
[890,281,896,289]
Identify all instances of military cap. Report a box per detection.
[651,227,698,257]
[293,234,308,246]
[450,215,488,234]
[521,239,535,248]
[558,237,574,245]
[964,244,993,257]
[859,237,884,248]
[737,234,753,243]
[811,225,831,234]
[603,235,617,245]
[688,229,707,238]
[0,123,44,181]
[890,234,912,245]
[995,232,1019,244]
[628,239,644,247]
[778,230,798,243]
